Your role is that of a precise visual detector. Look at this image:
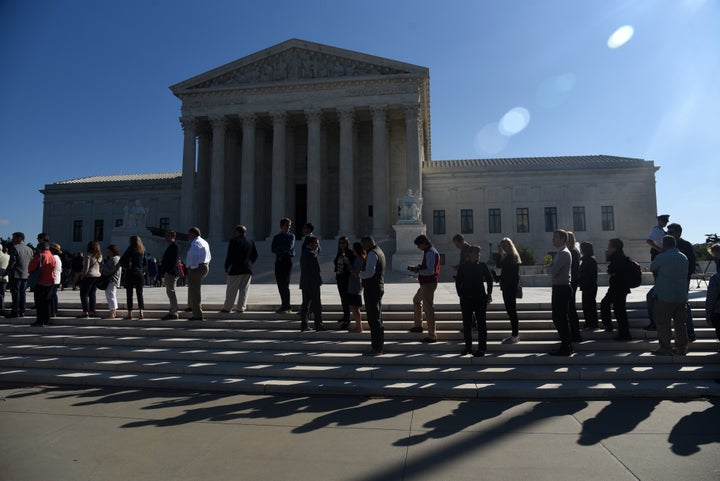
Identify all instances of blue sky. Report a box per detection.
[1,0,718,244]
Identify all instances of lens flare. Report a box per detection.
[537,73,576,108]
[607,25,634,49]
[474,123,509,155]
[499,107,530,136]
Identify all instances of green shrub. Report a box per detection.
[517,245,537,265]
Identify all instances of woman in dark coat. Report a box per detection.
[120,235,147,320]
[495,237,521,344]
[579,241,599,330]
[456,245,494,356]
[333,236,355,329]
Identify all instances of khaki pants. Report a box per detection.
[413,282,438,338]
[164,273,179,314]
[187,264,209,318]
[655,299,688,354]
[224,274,252,311]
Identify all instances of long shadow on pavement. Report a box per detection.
[578,399,661,446]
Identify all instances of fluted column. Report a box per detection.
[240,113,256,233]
[196,125,212,233]
[371,106,389,237]
[209,116,227,240]
[180,117,197,231]
[405,105,422,196]
[338,107,355,237]
[306,109,322,237]
[271,112,287,231]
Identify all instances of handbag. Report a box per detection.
[27,254,42,289]
[516,278,523,299]
[96,275,111,290]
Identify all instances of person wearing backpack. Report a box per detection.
[600,238,633,340]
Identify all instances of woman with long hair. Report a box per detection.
[102,244,122,319]
[579,241,599,329]
[347,241,366,333]
[496,237,521,344]
[334,236,355,329]
[78,241,103,318]
[120,235,147,320]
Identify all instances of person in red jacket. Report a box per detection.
[28,242,57,327]
[408,235,441,342]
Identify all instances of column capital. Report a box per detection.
[337,106,355,122]
[404,105,420,120]
[240,113,256,126]
[209,115,228,129]
[271,111,287,124]
[370,105,387,121]
[305,108,324,123]
[180,117,197,133]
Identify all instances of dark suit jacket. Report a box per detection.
[299,247,322,290]
[160,241,179,276]
[224,235,259,275]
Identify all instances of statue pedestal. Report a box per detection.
[392,223,426,272]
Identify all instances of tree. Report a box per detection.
[517,245,537,265]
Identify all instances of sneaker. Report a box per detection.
[161,313,179,320]
[501,336,519,345]
[409,326,423,333]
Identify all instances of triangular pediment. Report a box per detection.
[171,39,428,93]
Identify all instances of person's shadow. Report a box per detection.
[578,399,661,446]
[668,401,720,455]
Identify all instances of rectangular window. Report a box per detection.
[115,218,123,227]
[601,205,615,231]
[573,206,586,232]
[488,208,501,234]
[159,217,170,231]
[433,210,446,235]
[93,219,104,242]
[516,208,529,233]
[73,220,83,242]
[544,207,557,232]
[460,209,473,234]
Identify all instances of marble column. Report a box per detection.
[179,117,197,231]
[405,105,422,196]
[338,107,355,237]
[271,112,287,232]
[371,106,389,238]
[196,125,212,233]
[306,109,322,237]
[240,113,256,233]
[209,116,227,240]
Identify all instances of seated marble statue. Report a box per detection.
[398,189,422,223]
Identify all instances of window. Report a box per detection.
[601,206,615,231]
[544,207,557,232]
[516,208,529,233]
[73,220,83,242]
[159,217,170,231]
[460,209,473,234]
[115,218,123,227]
[573,206,586,232]
[433,210,446,235]
[93,220,104,242]
[488,208,501,234]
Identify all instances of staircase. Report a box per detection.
[1,301,719,399]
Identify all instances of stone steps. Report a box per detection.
[1,307,718,399]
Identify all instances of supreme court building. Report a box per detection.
[42,39,659,271]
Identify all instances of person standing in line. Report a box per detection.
[360,236,386,355]
[578,241,599,330]
[408,235,441,343]
[566,231,582,342]
[705,262,720,352]
[5,232,34,318]
[347,241,366,333]
[643,214,669,330]
[600,238,633,340]
[666,223,697,342]
[455,245,493,357]
[78,241,103,319]
[49,243,63,318]
[650,236,689,356]
[160,230,180,320]
[495,237,521,344]
[185,226,211,321]
[27,242,56,327]
[120,236,147,320]
[271,218,295,314]
[0,245,9,317]
[299,236,325,332]
[71,251,84,290]
[102,244,122,319]
[451,234,473,272]
[222,225,259,315]
[548,229,574,356]
[333,236,355,329]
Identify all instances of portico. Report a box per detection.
[171,39,430,243]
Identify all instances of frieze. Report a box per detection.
[191,47,414,89]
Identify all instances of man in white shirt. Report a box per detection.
[186,226,211,320]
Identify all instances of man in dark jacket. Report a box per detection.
[299,236,324,332]
[5,232,34,318]
[160,230,181,320]
[222,225,259,314]
[600,238,632,340]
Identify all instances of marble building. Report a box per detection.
[41,39,659,272]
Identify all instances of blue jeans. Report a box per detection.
[9,278,28,316]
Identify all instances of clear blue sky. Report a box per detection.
[1,0,718,244]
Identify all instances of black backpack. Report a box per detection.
[627,258,643,289]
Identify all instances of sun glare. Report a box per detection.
[607,25,634,49]
[499,107,530,136]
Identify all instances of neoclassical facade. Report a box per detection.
[41,39,659,268]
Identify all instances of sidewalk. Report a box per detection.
[0,385,718,481]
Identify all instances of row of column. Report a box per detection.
[179,105,423,240]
